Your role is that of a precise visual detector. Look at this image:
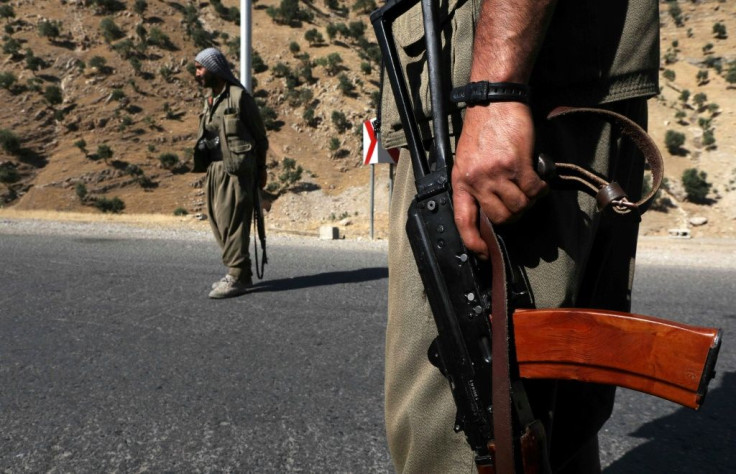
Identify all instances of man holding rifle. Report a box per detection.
[380,0,660,472]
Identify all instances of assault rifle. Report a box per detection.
[371,0,722,471]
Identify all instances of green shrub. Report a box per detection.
[0,129,21,154]
[97,144,114,161]
[110,88,125,101]
[337,73,355,96]
[159,65,173,82]
[713,22,727,39]
[272,62,292,78]
[258,102,279,130]
[173,207,188,216]
[328,137,340,151]
[100,17,123,42]
[133,0,148,16]
[74,139,87,155]
[252,51,268,73]
[44,85,63,106]
[302,106,317,127]
[25,50,45,72]
[0,163,20,183]
[94,196,125,213]
[664,130,685,154]
[0,71,16,90]
[0,5,15,21]
[279,157,303,186]
[3,36,21,57]
[158,152,179,169]
[37,20,61,41]
[693,92,708,110]
[352,0,377,13]
[75,182,87,200]
[681,168,712,203]
[702,129,716,149]
[331,110,351,133]
[148,27,174,50]
[668,1,684,27]
[266,0,313,27]
[304,29,323,46]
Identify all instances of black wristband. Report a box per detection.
[450,81,531,106]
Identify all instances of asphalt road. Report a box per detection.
[0,226,733,472]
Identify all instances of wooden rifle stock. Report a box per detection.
[513,308,722,409]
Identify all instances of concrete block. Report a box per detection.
[319,226,340,240]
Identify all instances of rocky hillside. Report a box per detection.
[0,0,735,239]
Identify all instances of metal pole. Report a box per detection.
[240,0,253,93]
[370,164,375,240]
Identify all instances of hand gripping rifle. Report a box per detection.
[371,0,722,472]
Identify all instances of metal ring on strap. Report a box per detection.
[545,106,664,215]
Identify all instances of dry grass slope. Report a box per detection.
[0,0,734,240]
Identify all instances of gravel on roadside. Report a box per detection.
[2,216,735,267]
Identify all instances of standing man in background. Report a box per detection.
[380,0,659,472]
[192,47,269,299]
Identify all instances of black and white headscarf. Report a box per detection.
[194,47,243,88]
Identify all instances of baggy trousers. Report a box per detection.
[385,100,648,474]
[206,161,255,280]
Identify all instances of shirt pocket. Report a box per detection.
[222,112,256,175]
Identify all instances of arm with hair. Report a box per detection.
[452,0,556,258]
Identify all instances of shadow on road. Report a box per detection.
[604,371,736,473]
[249,267,388,293]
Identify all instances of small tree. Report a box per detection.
[2,36,21,57]
[94,196,126,213]
[348,21,366,41]
[681,168,712,203]
[337,73,355,96]
[0,129,21,155]
[25,49,45,73]
[0,5,15,22]
[668,1,684,27]
[0,71,16,90]
[302,106,317,127]
[252,51,268,73]
[0,163,20,183]
[713,22,727,39]
[662,69,675,82]
[701,129,716,149]
[97,144,114,161]
[279,157,303,187]
[158,152,180,169]
[696,69,709,86]
[692,92,708,110]
[74,138,88,156]
[304,29,324,46]
[664,130,685,154]
[37,20,61,42]
[289,41,301,55]
[75,182,88,201]
[133,0,148,17]
[725,62,736,88]
[44,85,63,107]
[353,0,377,13]
[331,110,351,133]
[100,17,123,43]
